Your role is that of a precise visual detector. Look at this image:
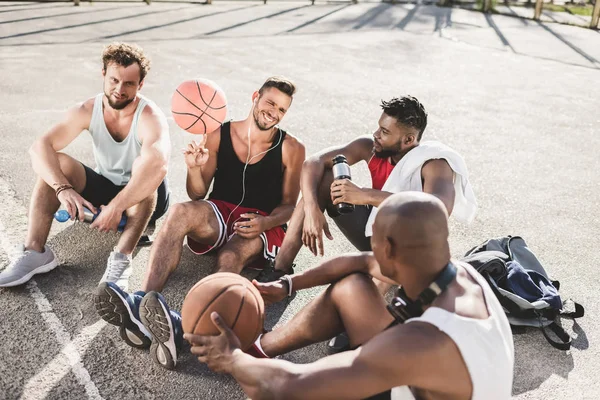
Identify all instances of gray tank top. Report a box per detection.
[88,93,148,186]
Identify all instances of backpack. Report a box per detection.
[461,235,584,350]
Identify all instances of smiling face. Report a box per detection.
[251,87,292,131]
[102,62,143,110]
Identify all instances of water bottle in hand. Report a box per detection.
[54,208,127,232]
[332,154,355,214]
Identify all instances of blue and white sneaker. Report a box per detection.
[94,282,151,349]
[139,291,183,370]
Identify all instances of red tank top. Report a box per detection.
[368,156,395,190]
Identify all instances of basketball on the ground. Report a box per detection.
[181,272,264,351]
[171,78,227,135]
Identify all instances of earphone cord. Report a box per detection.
[224,124,283,230]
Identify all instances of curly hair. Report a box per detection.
[102,42,151,82]
[258,76,296,97]
[381,96,428,141]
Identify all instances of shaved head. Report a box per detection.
[371,192,451,284]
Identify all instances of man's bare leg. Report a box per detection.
[271,172,335,274]
[215,235,264,274]
[117,192,157,255]
[25,153,87,252]
[141,201,220,293]
[261,273,394,357]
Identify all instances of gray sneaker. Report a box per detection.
[99,249,132,290]
[0,245,58,287]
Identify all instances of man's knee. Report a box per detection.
[128,192,157,217]
[165,201,215,236]
[317,170,335,208]
[330,273,375,303]
[54,153,86,191]
[162,202,193,229]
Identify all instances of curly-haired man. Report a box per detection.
[256,96,478,353]
[0,42,170,289]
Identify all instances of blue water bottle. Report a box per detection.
[54,208,127,232]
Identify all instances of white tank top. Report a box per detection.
[392,262,514,400]
[88,93,148,186]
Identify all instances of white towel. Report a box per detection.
[364,141,478,237]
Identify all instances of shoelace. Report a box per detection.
[8,246,27,264]
[105,257,130,282]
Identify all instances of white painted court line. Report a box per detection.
[0,178,104,400]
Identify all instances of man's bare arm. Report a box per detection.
[262,135,305,230]
[421,159,455,215]
[186,128,220,200]
[290,252,396,292]
[109,108,170,211]
[28,100,92,188]
[228,323,467,400]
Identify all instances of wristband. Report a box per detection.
[55,184,74,198]
[278,275,294,297]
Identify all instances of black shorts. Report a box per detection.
[326,204,373,251]
[80,164,169,222]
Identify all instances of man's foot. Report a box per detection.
[0,245,57,287]
[139,291,183,370]
[255,262,295,283]
[94,282,151,349]
[100,249,132,290]
[326,332,350,354]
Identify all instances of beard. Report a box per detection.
[105,91,134,110]
[373,148,401,159]
[253,108,277,131]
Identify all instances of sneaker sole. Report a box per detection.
[94,283,151,349]
[255,268,293,283]
[139,293,177,370]
[0,259,58,288]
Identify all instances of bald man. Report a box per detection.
[185,192,514,400]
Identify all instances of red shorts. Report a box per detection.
[186,200,286,266]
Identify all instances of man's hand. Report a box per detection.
[183,135,210,169]
[234,213,268,239]
[302,205,333,256]
[186,312,242,374]
[90,203,123,233]
[331,179,369,206]
[57,189,96,222]
[252,279,287,305]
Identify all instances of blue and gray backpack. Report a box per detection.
[462,236,584,350]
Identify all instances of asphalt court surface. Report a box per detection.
[0,1,599,399]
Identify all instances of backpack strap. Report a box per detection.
[540,319,572,351]
[560,299,585,319]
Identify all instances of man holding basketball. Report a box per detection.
[187,192,514,400]
[0,42,170,289]
[95,77,305,369]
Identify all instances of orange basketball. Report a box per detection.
[181,272,264,351]
[171,79,228,135]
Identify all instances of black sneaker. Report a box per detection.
[255,262,295,283]
[94,282,151,349]
[139,291,183,370]
[326,332,350,354]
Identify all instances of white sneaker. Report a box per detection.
[99,249,132,290]
[0,245,58,287]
